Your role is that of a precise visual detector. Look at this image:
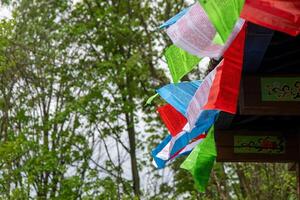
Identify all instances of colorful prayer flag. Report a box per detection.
[156,81,201,117]
[166,2,216,58]
[240,0,300,36]
[198,0,245,42]
[166,2,245,59]
[146,93,159,105]
[186,64,220,129]
[186,22,247,129]
[156,74,222,132]
[157,104,187,137]
[165,45,201,83]
[159,7,190,29]
[180,125,217,192]
[152,104,219,169]
[203,22,247,113]
[152,131,207,169]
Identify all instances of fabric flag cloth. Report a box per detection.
[153,82,219,168]
[152,104,219,169]
[156,81,201,117]
[146,93,159,105]
[240,0,300,36]
[159,7,190,29]
[180,125,217,192]
[155,110,218,160]
[198,0,245,42]
[152,104,205,169]
[156,70,220,132]
[166,1,245,59]
[157,104,187,137]
[203,22,247,112]
[152,129,207,169]
[186,22,247,129]
[165,45,201,83]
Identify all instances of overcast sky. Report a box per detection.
[0,6,11,19]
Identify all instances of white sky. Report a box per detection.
[0,6,11,19]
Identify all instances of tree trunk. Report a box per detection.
[125,111,140,197]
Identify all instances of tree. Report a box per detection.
[0,0,187,198]
[0,0,297,199]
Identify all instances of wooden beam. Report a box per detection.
[215,130,299,163]
[288,163,297,171]
[297,134,300,199]
[239,75,300,115]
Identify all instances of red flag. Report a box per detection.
[203,23,247,114]
[157,104,187,136]
[241,0,300,36]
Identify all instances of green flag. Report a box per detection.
[145,93,158,105]
[165,45,201,83]
[180,125,217,192]
[212,33,224,45]
[198,0,245,42]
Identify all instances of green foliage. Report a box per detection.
[0,0,298,199]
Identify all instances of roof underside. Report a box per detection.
[216,22,300,131]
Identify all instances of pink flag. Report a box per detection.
[186,23,247,129]
[203,22,247,113]
[166,2,245,59]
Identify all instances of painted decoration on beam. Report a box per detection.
[234,135,285,154]
[261,77,300,101]
[165,2,245,59]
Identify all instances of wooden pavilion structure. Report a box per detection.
[214,23,300,196]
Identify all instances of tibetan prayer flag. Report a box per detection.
[152,104,219,168]
[146,93,159,105]
[152,130,207,169]
[198,0,245,42]
[166,2,216,58]
[241,0,300,36]
[157,81,201,116]
[166,2,245,59]
[156,76,221,131]
[168,110,218,156]
[159,7,190,29]
[165,45,201,83]
[153,103,204,169]
[186,23,246,130]
[203,22,246,113]
[152,81,219,168]
[157,104,187,137]
[186,64,220,129]
[180,125,216,192]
